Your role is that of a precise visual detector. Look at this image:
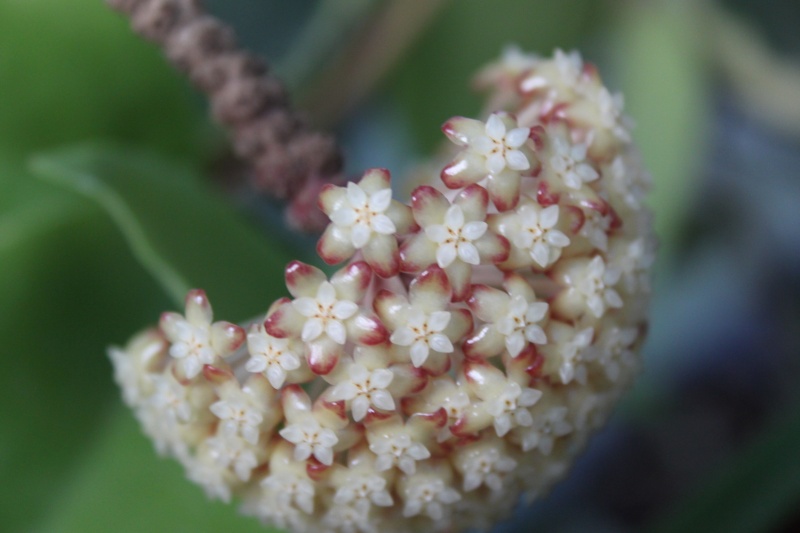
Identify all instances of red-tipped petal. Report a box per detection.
[331,261,372,302]
[185,289,212,325]
[317,225,355,265]
[537,180,561,207]
[264,301,303,338]
[441,116,484,145]
[441,152,486,189]
[409,265,452,313]
[476,232,510,264]
[285,261,326,298]
[306,339,342,375]
[399,233,437,273]
[487,171,521,212]
[346,312,389,346]
[454,184,489,221]
[410,186,448,227]
[373,290,409,331]
[362,234,400,278]
[444,307,473,341]
[445,261,472,302]
[358,168,391,192]
[281,384,312,418]
[318,183,347,215]
[462,324,504,359]
[211,321,246,356]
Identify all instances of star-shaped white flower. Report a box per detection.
[209,389,264,445]
[494,294,549,357]
[472,113,532,175]
[512,204,571,268]
[244,325,302,389]
[261,472,316,515]
[457,443,518,492]
[368,430,431,475]
[329,181,396,248]
[292,281,359,345]
[328,364,395,421]
[425,204,488,268]
[558,326,594,385]
[149,373,192,426]
[517,405,572,454]
[578,256,623,318]
[333,472,394,511]
[484,381,542,437]
[402,476,461,520]
[389,310,453,367]
[550,136,598,190]
[206,435,259,482]
[591,325,638,382]
[167,320,216,380]
[279,417,339,466]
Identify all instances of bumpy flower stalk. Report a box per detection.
[110,49,656,533]
[106,0,344,230]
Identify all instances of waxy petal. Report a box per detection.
[285,261,327,298]
[410,186,448,227]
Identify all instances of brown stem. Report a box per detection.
[106,0,345,230]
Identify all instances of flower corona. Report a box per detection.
[110,49,655,533]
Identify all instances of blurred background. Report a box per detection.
[1,0,798,532]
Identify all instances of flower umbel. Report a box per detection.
[109,49,655,533]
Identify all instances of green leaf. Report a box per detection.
[0,0,210,159]
[0,198,173,531]
[648,398,800,533]
[30,143,301,320]
[607,2,710,264]
[34,406,278,533]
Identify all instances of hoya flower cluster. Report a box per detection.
[110,49,655,533]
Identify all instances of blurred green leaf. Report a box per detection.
[0,191,171,531]
[0,0,210,159]
[608,2,710,263]
[35,406,276,533]
[30,143,300,320]
[390,0,602,152]
[649,399,800,533]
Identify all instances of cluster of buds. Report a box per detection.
[110,49,656,533]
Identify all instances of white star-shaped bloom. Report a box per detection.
[512,204,571,268]
[591,326,638,382]
[460,446,517,492]
[333,472,394,511]
[494,294,549,357]
[328,364,395,421]
[279,417,339,466]
[292,281,359,345]
[550,136,598,190]
[261,472,316,515]
[329,181,396,248]
[558,327,594,385]
[484,381,542,437]
[209,392,264,445]
[389,309,453,367]
[369,431,431,475]
[245,326,301,389]
[402,476,461,520]
[149,373,192,426]
[578,256,623,318]
[471,113,532,175]
[425,204,488,268]
[206,435,259,482]
[168,320,216,379]
[518,405,572,454]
